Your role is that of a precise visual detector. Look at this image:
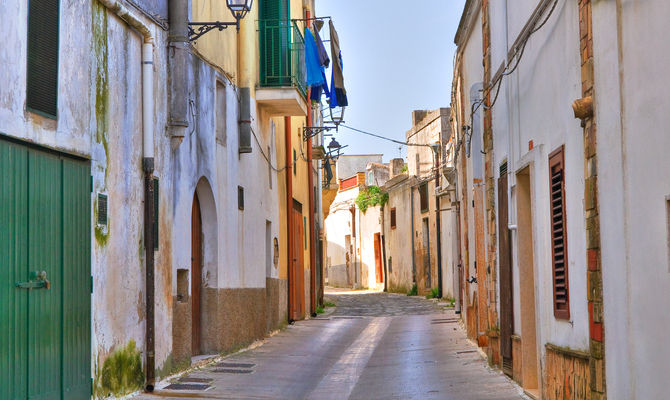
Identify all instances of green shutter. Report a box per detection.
[259,0,291,87]
[26,0,60,118]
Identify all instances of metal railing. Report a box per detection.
[259,20,306,97]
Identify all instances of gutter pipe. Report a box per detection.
[97,0,156,391]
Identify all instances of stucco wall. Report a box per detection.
[383,178,413,293]
[593,1,670,398]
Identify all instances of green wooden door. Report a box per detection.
[0,138,91,399]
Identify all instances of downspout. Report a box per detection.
[305,9,317,317]
[434,147,443,299]
[285,116,294,322]
[97,0,156,391]
[410,188,416,284]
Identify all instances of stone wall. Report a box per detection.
[544,344,591,400]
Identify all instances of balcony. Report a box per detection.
[257,20,308,116]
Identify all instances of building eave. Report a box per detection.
[454,0,481,47]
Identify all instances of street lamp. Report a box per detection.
[189,0,253,42]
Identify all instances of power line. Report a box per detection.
[340,124,433,148]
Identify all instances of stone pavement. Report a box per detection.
[136,290,526,400]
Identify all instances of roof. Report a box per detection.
[454,0,480,46]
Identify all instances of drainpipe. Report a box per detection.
[96,0,156,392]
[285,116,294,323]
[410,188,416,284]
[167,0,189,144]
[434,147,443,299]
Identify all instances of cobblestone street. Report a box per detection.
[137,290,525,400]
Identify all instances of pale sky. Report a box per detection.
[315,0,466,162]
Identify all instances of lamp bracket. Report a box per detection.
[188,21,239,42]
[302,125,337,141]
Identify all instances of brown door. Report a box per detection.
[291,201,305,320]
[374,233,383,283]
[498,170,514,375]
[422,218,431,288]
[191,193,202,355]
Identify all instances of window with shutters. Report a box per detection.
[390,208,397,229]
[154,178,159,250]
[549,146,570,320]
[26,0,60,118]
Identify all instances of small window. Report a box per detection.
[216,81,226,144]
[238,186,244,210]
[419,183,429,213]
[97,193,108,225]
[390,208,397,229]
[416,154,420,175]
[268,146,272,189]
[266,221,272,277]
[303,216,307,250]
[351,207,356,237]
[154,178,159,250]
[549,146,570,320]
[26,0,60,118]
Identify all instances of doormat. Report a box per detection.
[215,362,255,369]
[164,383,211,391]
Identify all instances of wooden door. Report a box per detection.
[374,233,383,283]
[422,218,431,288]
[291,201,305,320]
[0,139,91,399]
[498,171,514,376]
[191,193,202,355]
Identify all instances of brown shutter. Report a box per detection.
[549,146,570,320]
[390,208,397,229]
[26,0,60,118]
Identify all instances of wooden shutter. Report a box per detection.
[26,0,60,118]
[419,183,429,213]
[549,146,570,319]
[390,208,397,229]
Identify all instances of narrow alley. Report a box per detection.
[138,290,524,400]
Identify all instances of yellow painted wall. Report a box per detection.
[191,0,239,81]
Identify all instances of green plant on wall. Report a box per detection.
[355,185,389,213]
[95,340,144,398]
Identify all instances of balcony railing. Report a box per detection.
[259,20,306,98]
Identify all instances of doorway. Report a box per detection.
[422,218,431,288]
[374,233,383,284]
[191,192,203,356]
[498,167,514,376]
[516,167,539,395]
[0,138,91,399]
[290,200,305,320]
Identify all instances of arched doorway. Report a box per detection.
[191,192,203,355]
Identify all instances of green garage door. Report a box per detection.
[0,138,91,399]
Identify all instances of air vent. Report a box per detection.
[500,160,508,176]
[97,194,108,225]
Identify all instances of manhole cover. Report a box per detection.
[212,368,254,374]
[178,377,213,383]
[164,383,211,391]
[215,362,255,368]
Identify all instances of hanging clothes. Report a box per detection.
[305,26,329,102]
[329,20,348,108]
[313,21,330,68]
[305,27,326,88]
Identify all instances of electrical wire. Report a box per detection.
[250,126,288,173]
[340,124,433,148]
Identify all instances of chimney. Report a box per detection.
[389,158,405,178]
[412,110,429,127]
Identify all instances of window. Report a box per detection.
[216,82,226,144]
[416,153,420,175]
[303,216,307,250]
[419,183,429,213]
[549,146,570,319]
[293,149,297,176]
[666,197,670,273]
[238,186,244,210]
[97,193,108,225]
[351,207,356,237]
[266,221,272,277]
[26,0,60,118]
[390,208,397,229]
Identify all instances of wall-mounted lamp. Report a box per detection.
[189,0,253,41]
